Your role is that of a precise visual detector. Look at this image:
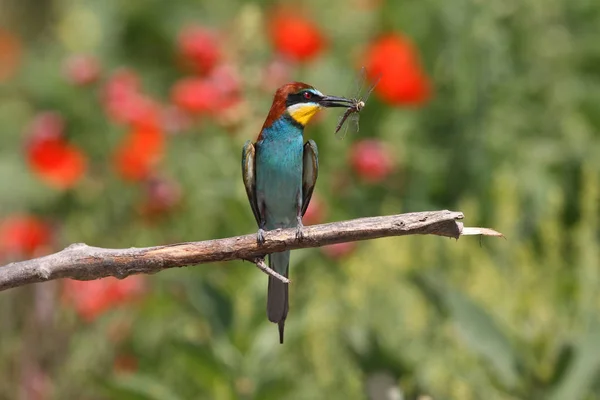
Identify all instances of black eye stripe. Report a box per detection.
[286,90,320,107]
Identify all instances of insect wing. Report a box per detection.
[362,73,381,104]
[348,112,360,135]
[354,66,367,99]
[334,67,370,139]
[335,109,353,140]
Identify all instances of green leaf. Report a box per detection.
[170,339,234,396]
[185,280,233,336]
[107,374,183,400]
[548,319,600,400]
[171,339,228,381]
[445,289,520,389]
[253,378,294,400]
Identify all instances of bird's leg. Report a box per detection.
[257,222,266,245]
[295,215,304,240]
[295,196,304,240]
[257,202,266,245]
[257,228,265,244]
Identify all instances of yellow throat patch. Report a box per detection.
[288,103,321,126]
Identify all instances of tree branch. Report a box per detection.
[0,210,501,292]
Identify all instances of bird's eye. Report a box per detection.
[303,92,312,100]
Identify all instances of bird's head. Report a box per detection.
[261,82,353,132]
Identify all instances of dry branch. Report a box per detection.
[0,210,501,292]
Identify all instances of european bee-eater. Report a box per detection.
[242,82,353,343]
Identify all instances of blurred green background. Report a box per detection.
[1,0,600,399]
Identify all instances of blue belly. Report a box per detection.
[255,124,304,230]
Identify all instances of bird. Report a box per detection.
[242,82,353,344]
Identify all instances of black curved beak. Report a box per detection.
[319,95,354,108]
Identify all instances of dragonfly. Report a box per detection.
[334,67,381,139]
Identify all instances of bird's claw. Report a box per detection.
[295,220,305,241]
[257,228,266,245]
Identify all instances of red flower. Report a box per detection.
[26,112,87,189]
[268,10,325,62]
[364,33,431,105]
[171,77,218,114]
[322,242,356,260]
[349,139,395,183]
[171,65,242,117]
[62,276,145,322]
[27,138,87,189]
[104,68,140,102]
[103,68,161,130]
[113,126,164,181]
[63,54,101,86]
[26,112,64,141]
[209,64,241,99]
[303,194,326,226]
[0,215,52,259]
[177,26,221,75]
[0,28,21,82]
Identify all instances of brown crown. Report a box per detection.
[258,82,314,138]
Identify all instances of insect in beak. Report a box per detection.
[333,67,381,139]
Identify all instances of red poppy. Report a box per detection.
[104,68,140,104]
[177,26,221,75]
[26,113,87,189]
[268,10,325,62]
[63,54,101,86]
[26,112,64,141]
[103,68,161,131]
[209,64,245,125]
[0,28,21,82]
[364,33,431,105]
[113,126,164,181]
[0,215,52,259]
[62,276,145,321]
[209,64,241,99]
[171,65,242,117]
[349,139,395,183]
[27,137,87,189]
[171,77,218,115]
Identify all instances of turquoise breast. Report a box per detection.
[255,117,304,230]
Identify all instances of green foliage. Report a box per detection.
[2,0,600,399]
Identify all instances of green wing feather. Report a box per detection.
[242,141,261,225]
[301,140,319,217]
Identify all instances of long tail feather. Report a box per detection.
[267,251,289,344]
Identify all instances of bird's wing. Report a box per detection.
[301,139,319,217]
[242,141,261,225]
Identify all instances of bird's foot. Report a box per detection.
[257,228,266,245]
[295,219,305,241]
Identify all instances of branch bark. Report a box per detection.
[0,210,501,292]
